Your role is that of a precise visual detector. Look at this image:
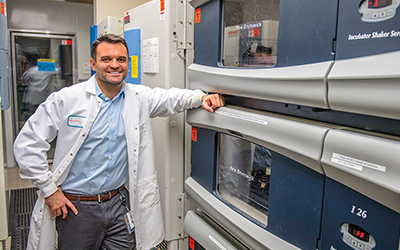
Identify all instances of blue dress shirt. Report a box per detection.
[62,80,128,195]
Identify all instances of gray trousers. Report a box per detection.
[56,188,136,250]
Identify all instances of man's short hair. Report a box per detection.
[242,45,272,66]
[243,45,272,58]
[91,34,129,61]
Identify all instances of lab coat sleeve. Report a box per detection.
[13,92,61,197]
[147,87,204,118]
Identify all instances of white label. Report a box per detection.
[83,63,91,75]
[215,110,268,126]
[143,38,159,73]
[331,153,386,172]
[67,115,86,128]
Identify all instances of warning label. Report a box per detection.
[195,8,201,23]
[331,153,386,172]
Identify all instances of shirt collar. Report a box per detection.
[95,78,125,102]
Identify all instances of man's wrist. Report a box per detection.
[40,181,58,198]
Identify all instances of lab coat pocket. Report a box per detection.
[137,173,160,209]
[139,122,150,149]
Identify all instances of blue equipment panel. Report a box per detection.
[193,0,338,67]
[0,0,9,110]
[191,127,325,250]
[190,127,218,193]
[336,0,400,59]
[193,0,222,67]
[267,151,324,250]
[90,25,97,76]
[124,29,141,85]
[276,0,338,67]
[320,178,400,250]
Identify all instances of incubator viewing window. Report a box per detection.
[217,134,271,226]
[223,0,279,68]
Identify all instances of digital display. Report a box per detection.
[368,0,393,9]
[349,224,370,242]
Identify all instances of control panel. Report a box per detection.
[359,0,400,22]
[341,223,376,250]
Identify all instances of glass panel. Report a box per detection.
[223,0,280,68]
[217,134,271,226]
[13,35,74,160]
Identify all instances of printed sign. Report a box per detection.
[143,38,159,73]
[160,0,165,20]
[131,55,139,78]
[37,59,56,72]
[124,11,130,24]
[215,110,269,125]
[1,2,6,16]
[248,28,260,37]
[191,127,197,142]
[195,8,201,23]
[331,152,386,172]
[61,40,72,45]
[189,236,195,250]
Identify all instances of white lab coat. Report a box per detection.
[13,75,204,250]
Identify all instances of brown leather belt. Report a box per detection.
[64,185,125,202]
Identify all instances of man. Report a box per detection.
[242,44,275,68]
[13,34,224,250]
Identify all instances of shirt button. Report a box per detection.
[108,174,110,177]
[111,138,114,141]
[110,119,113,122]
[110,156,113,160]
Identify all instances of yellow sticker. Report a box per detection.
[37,59,55,62]
[131,55,138,78]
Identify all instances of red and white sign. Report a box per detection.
[191,128,197,142]
[1,2,6,16]
[195,8,201,23]
[62,40,72,45]
[160,0,165,20]
[248,28,260,37]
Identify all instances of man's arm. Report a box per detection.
[13,93,77,218]
[201,94,225,113]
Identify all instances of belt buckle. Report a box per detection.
[97,191,113,202]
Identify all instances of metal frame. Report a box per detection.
[4,29,77,168]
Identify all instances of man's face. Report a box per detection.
[252,52,275,67]
[90,42,128,87]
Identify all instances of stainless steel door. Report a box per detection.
[7,31,76,164]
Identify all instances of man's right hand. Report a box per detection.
[45,186,78,219]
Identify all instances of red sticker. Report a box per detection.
[189,236,195,250]
[191,128,197,142]
[1,2,5,15]
[195,8,201,24]
[160,0,165,12]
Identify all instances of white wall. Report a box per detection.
[94,0,150,24]
[7,0,93,81]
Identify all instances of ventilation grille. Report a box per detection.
[8,188,38,250]
[152,239,169,250]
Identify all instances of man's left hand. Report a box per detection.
[201,94,225,113]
